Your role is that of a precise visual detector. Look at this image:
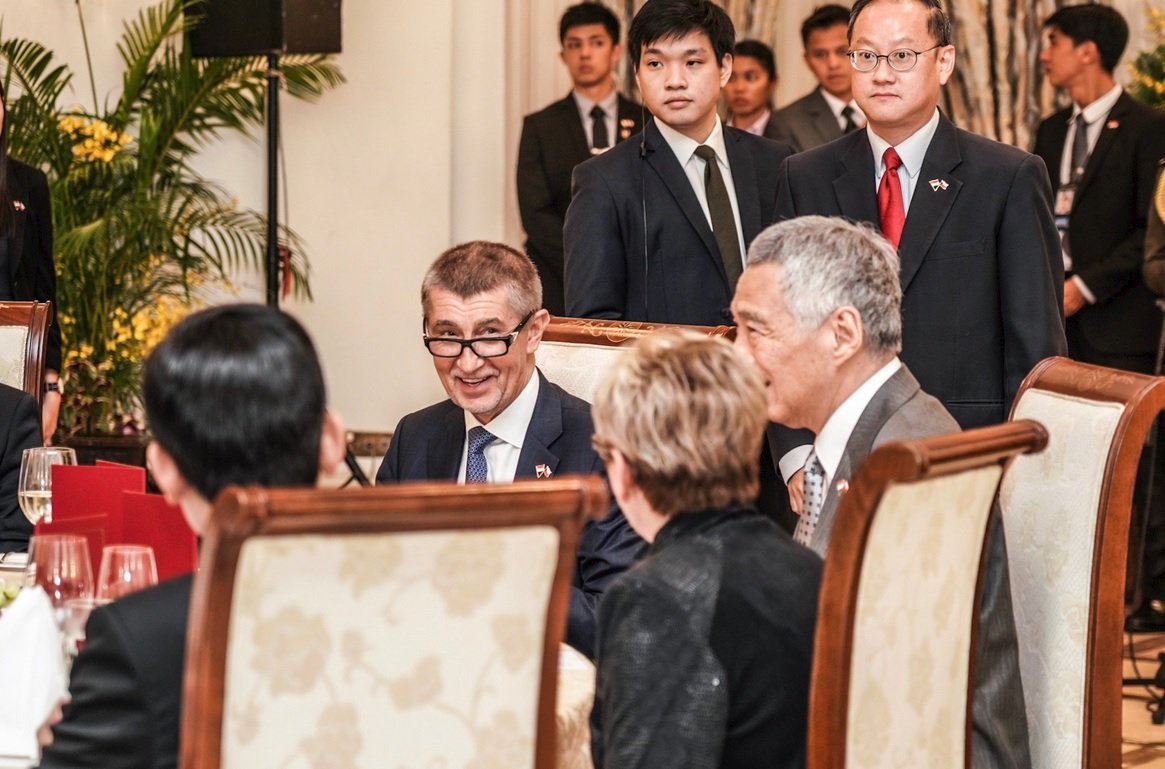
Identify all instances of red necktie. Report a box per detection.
[878,147,905,249]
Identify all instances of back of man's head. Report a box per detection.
[143,303,327,502]
[800,4,849,48]
[421,240,542,320]
[1043,4,1128,74]
[747,216,903,355]
[628,0,735,71]
[560,2,621,44]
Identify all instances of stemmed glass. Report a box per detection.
[97,545,158,602]
[18,447,77,525]
[23,534,95,621]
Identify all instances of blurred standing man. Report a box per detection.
[1032,4,1165,631]
[775,0,1065,435]
[725,40,781,140]
[376,241,643,659]
[563,0,792,326]
[517,2,644,316]
[732,216,1030,769]
[768,5,864,152]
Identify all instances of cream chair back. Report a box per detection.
[181,478,607,769]
[1000,357,1165,769]
[0,301,50,404]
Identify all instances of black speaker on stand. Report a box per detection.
[188,0,341,308]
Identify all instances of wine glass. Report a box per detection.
[97,545,158,602]
[61,597,104,669]
[18,447,78,525]
[23,534,95,624]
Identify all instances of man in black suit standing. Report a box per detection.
[768,4,865,152]
[376,240,643,659]
[775,0,1066,436]
[1032,4,1165,631]
[516,2,644,316]
[0,383,41,553]
[38,305,347,769]
[563,0,792,326]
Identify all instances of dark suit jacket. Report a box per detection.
[810,365,1031,769]
[768,88,845,153]
[38,574,192,769]
[1033,91,1165,364]
[563,118,792,325]
[592,506,822,769]
[6,158,61,372]
[376,370,644,658]
[0,383,42,552]
[517,93,644,315]
[775,115,1067,429]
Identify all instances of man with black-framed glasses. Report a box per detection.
[376,239,643,659]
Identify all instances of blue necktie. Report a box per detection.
[466,427,495,484]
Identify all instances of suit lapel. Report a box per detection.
[1075,92,1131,202]
[1040,109,1071,194]
[514,372,562,479]
[811,367,922,554]
[807,90,842,146]
[616,96,645,143]
[7,165,28,284]
[643,120,725,282]
[428,406,467,480]
[899,116,963,291]
[725,128,762,244]
[832,131,880,226]
[554,93,591,162]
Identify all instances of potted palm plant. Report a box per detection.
[0,0,343,447]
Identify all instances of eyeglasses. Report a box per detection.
[423,310,535,359]
[848,45,943,72]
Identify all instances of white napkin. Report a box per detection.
[0,586,68,762]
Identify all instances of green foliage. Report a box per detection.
[0,0,344,436]
[1130,7,1165,110]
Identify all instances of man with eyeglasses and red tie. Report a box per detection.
[774,0,1065,439]
[375,240,643,660]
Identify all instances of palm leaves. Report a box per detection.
[0,0,344,435]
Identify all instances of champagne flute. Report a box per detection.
[18,447,78,525]
[23,534,95,625]
[97,545,158,602]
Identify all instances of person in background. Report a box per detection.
[768,4,864,152]
[38,304,346,769]
[725,39,781,140]
[376,240,643,659]
[0,382,41,553]
[589,330,821,769]
[0,84,62,443]
[516,1,644,316]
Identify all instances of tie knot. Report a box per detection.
[883,147,902,172]
[590,105,606,120]
[842,105,855,120]
[468,426,495,454]
[694,144,718,163]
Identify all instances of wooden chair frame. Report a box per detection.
[808,420,1048,769]
[0,300,50,405]
[181,476,609,769]
[542,315,736,345]
[1006,356,1165,768]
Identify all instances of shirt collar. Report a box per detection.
[728,108,772,137]
[868,109,941,180]
[814,358,902,480]
[1071,83,1122,127]
[656,115,728,167]
[819,88,857,120]
[574,88,618,119]
[463,369,540,450]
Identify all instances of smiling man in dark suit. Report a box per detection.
[1032,4,1165,632]
[733,215,1030,769]
[516,2,643,316]
[376,240,643,659]
[563,0,792,326]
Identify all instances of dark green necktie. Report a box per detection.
[694,144,742,290]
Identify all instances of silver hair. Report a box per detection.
[745,216,902,354]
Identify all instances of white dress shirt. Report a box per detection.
[814,358,903,488]
[728,109,772,137]
[656,116,748,268]
[458,371,540,483]
[868,108,941,214]
[820,89,865,132]
[574,89,619,151]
